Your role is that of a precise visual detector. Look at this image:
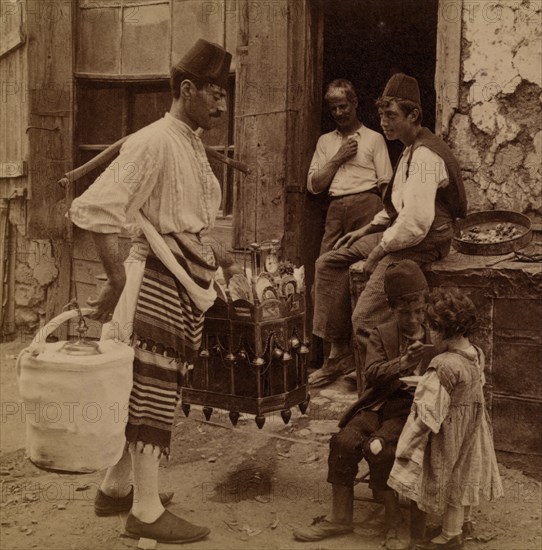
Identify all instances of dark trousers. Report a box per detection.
[320,192,383,255]
[327,408,409,492]
[313,224,453,344]
[312,191,382,365]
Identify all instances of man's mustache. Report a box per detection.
[209,111,222,118]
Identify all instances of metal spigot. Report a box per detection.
[61,300,101,355]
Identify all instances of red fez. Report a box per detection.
[173,39,232,89]
[382,73,421,105]
[384,260,428,299]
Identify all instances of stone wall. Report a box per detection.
[12,230,59,335]
[448,0,542,220]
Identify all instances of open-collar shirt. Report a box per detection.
[371,145,449,252]
[307,124,392,197]
[69,113,222,238]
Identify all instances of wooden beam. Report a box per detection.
[75,72,169,82]
[435,0,463,137]
[232,0,324,266]
[233,0,290,247]
[0,27,25,59]
[285,0,324,270]
[0,0,25,60]
[79,0,168,8]
[45,240,72,341]
[60,136,249,190]
[0,200,10,335]
[26,0,74,239]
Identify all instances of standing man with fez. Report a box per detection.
[69,39,240,543]
[308,79,392,388]
[313,73,467,384]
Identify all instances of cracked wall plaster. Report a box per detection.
[13,232,59,333]
[452,0,542,220]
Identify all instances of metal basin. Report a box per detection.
[453,210,532,256]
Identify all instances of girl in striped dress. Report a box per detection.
[388,288,503,549]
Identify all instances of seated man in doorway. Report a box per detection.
[307,79,392,387]
[312,73,466,387]
[293,260,437,549]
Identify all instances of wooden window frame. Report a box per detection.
[74,75,236,216]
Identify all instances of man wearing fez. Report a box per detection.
[307,79,392,388]
[312,73,466,384]
[69,39,240,543]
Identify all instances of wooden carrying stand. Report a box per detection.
[181,290,310,429]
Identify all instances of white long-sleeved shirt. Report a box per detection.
[307,125,392,197]
[371,146,449,253]
[69,113,222,237]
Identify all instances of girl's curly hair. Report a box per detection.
[426,287,478,339]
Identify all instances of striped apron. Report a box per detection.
[125,235,216,457]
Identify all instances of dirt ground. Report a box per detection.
[1,338,541,550]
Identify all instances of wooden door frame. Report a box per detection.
[435,0,463,137]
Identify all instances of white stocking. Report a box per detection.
[100,447,132,497]
[130,443,165,523]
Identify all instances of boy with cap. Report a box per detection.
[294,260,436,549]
[312,73,466,386]
[69,39,239,543]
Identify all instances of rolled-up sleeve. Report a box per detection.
[69,136,160,233]
[370,208,391,227]
[307,135,329,195]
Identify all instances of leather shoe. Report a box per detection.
[462,520,474,536]
[414,534,463,549]
[424,525,441,539]
[425,522,473,540]
[308,353,354,388]
[125,509,210,543]
[292,516,353,541]
[386,525,408,549]
[94,487,174,516]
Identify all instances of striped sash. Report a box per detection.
[132,254,205,356]
[126,236,216,454]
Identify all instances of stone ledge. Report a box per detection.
[350,249,542,298]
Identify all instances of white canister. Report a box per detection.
[16,308,134,473]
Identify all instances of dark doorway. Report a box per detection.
[305,0,439,368]
[323,0,439,166]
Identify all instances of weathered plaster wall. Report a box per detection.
[12,229,58,334]
[448,0,542,220]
